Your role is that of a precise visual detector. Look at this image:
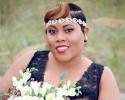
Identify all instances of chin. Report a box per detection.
[54,54,72,63]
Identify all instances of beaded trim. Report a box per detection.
[46,17,86,26]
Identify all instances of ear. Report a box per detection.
[82,27,89,42]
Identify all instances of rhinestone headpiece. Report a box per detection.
[46,17,86,26]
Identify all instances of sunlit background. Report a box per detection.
[0,0,125,98]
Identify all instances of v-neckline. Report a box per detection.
[42,51,94,86]
[74,62,94,85]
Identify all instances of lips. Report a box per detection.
[56,45,69,54]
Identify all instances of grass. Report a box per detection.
[0,0,125,91]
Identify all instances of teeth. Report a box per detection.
[57,46,68,51]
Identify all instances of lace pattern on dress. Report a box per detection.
[27,51,104,100]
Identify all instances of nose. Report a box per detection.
[56,32,66,42]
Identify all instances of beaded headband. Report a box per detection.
[46,17,86,26]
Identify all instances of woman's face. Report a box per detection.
[45,19,88,63]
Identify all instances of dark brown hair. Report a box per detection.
[44,2,86,26]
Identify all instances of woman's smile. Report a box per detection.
[56,45,69,54]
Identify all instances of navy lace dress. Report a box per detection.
[27,51,104,100]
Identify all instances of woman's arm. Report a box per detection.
[0,50,36,92]
[98,67,120,100]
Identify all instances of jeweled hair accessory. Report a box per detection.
[46,17,86,26]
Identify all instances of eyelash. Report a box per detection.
[65,28,74,33]
[47,29,57,35]
[47,28,74,35]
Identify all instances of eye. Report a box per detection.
[64,28,74,33]
[47,29,57,35]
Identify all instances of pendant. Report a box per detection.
[59,70,69,81]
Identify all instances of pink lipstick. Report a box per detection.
[56,45,69,54]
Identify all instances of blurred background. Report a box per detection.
[0,0,125,99]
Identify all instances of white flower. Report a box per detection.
[12,69,31,87]
[8,68,81,100]
[12,77,32,95]
[7,95,15,100]
[30,81,41,95]
[42,82,53,89]
[19,85,32,96]
[64,80,71,89]
[60,81,77,96]
[67,80,71,88]
[56,87,66,97]
[67,87,76,96]
[55,96,65,100]
[9,96,42,100]
[46,93,56,100]
[38,82,53,97]
[12,76,21,87]
[19,69,31,84]
[39,87,47,97]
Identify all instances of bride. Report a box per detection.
[0,2,120,100]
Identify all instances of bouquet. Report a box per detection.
[5,68,81,100]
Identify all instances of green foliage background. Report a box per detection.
[0,0,125,92]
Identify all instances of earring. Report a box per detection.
[84,40,87,42]
[84,36,88,42]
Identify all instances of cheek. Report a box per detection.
[69,33,85,55]
[46,36,55,49]
[71,33,84,46]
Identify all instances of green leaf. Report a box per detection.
[31,88,36,96]
[29,67,38,73]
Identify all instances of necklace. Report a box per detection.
[58,65,88,81]
[48,55,88,81]
[59,70,69,80]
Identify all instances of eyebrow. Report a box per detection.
[45,25,56,33]
[47,25,57,29]
[63,24,73,28]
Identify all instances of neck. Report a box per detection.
[50,53,85,71]
[48,52,91,81]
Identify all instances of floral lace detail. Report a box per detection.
[27,50,49,82]
[27,51,104,100]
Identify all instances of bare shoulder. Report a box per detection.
[11,49,37,70]
[99,66,120,100]
[101,66,114,80]
[8,49,37,74]
[100,66,119,87]
[0,49,37,92]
